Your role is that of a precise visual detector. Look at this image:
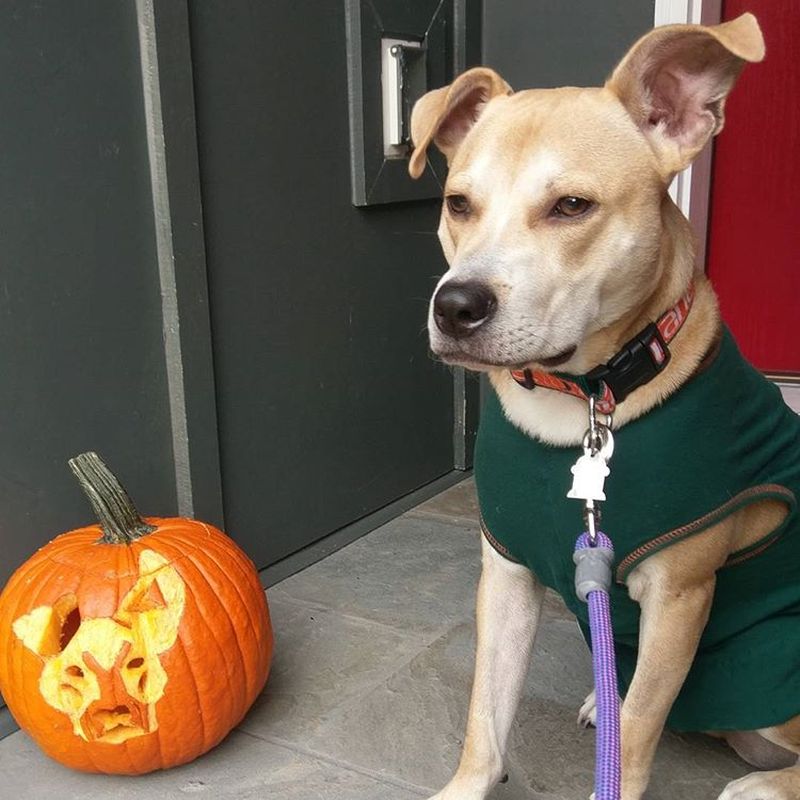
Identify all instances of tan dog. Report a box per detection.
[409,13,800,800]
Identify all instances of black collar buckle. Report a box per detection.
[585,322,671,406]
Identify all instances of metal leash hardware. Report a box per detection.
[568,395,621,800]
[568,394,615,545]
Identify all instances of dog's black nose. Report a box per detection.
[433,281,497,338]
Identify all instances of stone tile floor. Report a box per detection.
[0,478,752,799]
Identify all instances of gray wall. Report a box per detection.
[483,0,655,89]
[0,1,178,592]
[0,0,657,592]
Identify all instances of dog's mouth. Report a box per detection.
[534,346,577,369]
[435,344,578,372]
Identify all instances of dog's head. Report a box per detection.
[410,14,764,374]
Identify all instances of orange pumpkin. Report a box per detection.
[0,452,273,774]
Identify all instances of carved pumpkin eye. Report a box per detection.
[59,607,81,651]
[551,196,593,218]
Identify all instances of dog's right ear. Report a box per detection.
[408,67,512,179]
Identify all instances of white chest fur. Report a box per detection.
[490,370,597,446]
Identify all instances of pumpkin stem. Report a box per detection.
[68,452,156,544]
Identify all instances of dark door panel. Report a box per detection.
[188,2,459,568]
[0,1,177,591]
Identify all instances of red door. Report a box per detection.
[706,0,800,375]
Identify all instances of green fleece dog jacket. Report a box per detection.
[475,326,800,731]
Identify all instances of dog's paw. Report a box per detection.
[427,789,486,800]
[427,773,508,800]
[717,769,800,799]
[578,690,597,728]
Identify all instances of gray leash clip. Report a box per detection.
[573,544,614,602]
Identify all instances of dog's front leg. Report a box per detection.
[620,558,716,800]
[429,537,545,800]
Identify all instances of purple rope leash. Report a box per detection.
[575,531,621,800]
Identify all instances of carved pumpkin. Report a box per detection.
[0,453,273,774]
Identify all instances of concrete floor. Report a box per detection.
[0,478,753,800]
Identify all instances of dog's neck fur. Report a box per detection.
[489,196,721,446]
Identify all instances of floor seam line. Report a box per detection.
[404,509,480,526]
[269,594,456,642]
[239,730,433,796]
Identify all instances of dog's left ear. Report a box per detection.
[606,12,764,176]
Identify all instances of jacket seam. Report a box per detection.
[616,484,796,583]
[480,516,523,564]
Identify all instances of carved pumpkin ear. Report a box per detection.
[606,12,765,176]
[12,595,80,658]
[408,67,512,179]
[116,550,185,653]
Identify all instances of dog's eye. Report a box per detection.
[552,196,592,218]
[446,194,470,215]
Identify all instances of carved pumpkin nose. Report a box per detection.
[80,650,151,743]
[433,281,497,338]
[86,703,143,743]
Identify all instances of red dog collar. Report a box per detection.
[510,283,695,414]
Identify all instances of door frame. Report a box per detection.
[654,1,799,395]
[653,0,721,269]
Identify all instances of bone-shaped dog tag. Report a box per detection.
[567,452,610,502]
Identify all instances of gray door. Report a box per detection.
[187,1,480,570]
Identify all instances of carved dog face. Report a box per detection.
[12,549,185,743]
